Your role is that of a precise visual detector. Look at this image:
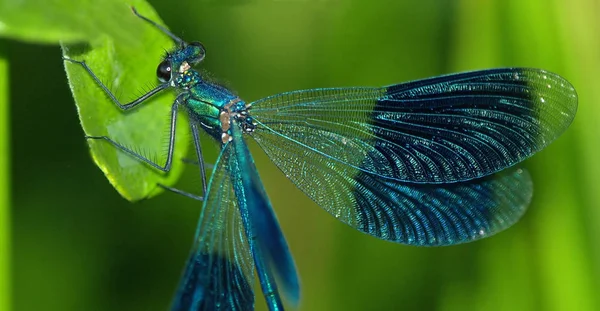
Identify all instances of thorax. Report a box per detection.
[175,70,255,143]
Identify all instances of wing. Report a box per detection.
[229,124,300,308]
[171,143,254,311]
[251,68,577,183]
[252,129,532,246]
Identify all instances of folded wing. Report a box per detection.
[171,144,254,311]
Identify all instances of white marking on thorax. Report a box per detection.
[179,61,191,73]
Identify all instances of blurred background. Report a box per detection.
[4,0,600,310]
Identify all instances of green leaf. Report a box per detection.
[0,0,189,200]
[61,2,189,201]
[0,0,147,44]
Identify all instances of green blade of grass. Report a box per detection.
[504,0,596,309]
[0,43,10,311]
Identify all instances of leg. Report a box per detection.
[189,122,208,195]
[131,7,185,46]
[155,147,212,202]
[87,102,180,172]
[157,184,204,201]
[63,57,168,110]
[181,158,214,170]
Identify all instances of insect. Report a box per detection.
[63,7,577,311]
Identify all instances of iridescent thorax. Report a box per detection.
[161,42,256,144]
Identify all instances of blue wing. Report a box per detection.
[252,128,533,245]
[251,68,577,183]
[229,125,300,309]
[172,127,300,311]
[171,144,255,311]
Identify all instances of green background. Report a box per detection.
[2,0,599,310]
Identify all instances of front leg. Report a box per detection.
[86,102,180,172]
[63,57,168,110]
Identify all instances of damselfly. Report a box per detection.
[64,7,577,311]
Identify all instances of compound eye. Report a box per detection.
[156,60,172,83]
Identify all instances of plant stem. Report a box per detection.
[0,43,10,311]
